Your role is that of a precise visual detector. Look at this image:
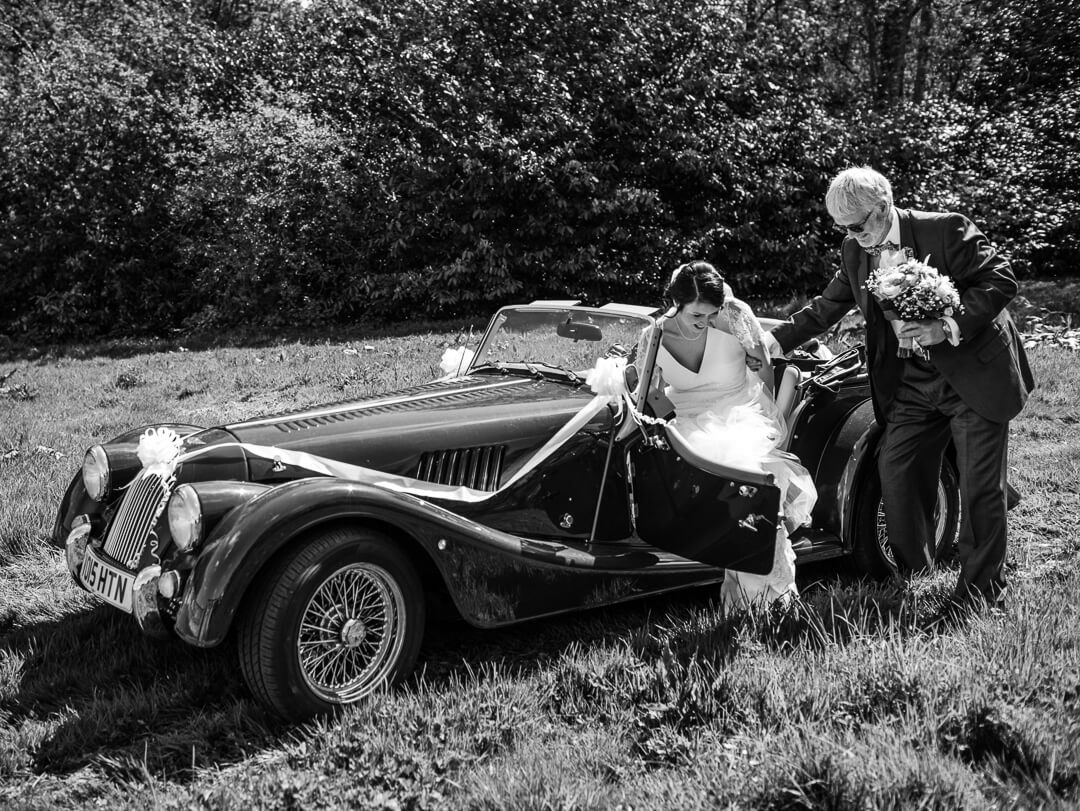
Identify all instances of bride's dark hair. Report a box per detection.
[665,261,726,310]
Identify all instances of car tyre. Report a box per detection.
[238,527,424,722]
[852,458,961,579]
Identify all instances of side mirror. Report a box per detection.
[556,319,603,342]
[623,364,640,393]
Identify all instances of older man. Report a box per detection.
[770,166,1034,610]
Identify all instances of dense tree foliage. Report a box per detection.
[0,0,1075,340]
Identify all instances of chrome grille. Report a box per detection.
[416,446,505,491]
[102,472,172,568]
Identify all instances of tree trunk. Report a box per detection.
[862,0,881,102]
[912,0,934,102]
[875,0,916,107]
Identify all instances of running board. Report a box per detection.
[790,530,848,564]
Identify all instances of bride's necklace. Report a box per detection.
[673,317,707,342]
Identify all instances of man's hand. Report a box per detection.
[898,319,947,347]
[745,353,763,371]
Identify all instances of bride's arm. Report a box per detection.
[724,297,774,395]
[746,339,773,395]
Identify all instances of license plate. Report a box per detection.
[80,548,134,613]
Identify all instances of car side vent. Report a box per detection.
[416,445,506,491]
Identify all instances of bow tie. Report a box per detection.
[865,241,900,257]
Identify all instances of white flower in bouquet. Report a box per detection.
[935,277,961,312]
[879,246,909,268]
[875,269,908,300]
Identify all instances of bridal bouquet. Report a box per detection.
[865,250,963,357]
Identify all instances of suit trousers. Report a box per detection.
[878,357,1009,602]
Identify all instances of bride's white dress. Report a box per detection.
[657,327,817,609]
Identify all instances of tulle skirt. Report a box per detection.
[669,377,817,532]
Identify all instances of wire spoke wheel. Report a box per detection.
[297,562,406,703]
[239,528,425,722]
[853,458,961,579]
[875,476,955,567]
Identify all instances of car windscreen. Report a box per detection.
[472,308,653,376]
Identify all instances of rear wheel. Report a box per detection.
[852,458,961,579]
[238,527,425,722]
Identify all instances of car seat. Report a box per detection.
[772,363,802,449]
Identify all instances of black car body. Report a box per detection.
[50,302,961,720]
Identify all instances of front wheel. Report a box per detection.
[852,458,961,579]
[238,527,425,722]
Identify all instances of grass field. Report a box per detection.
[1,300,1078,809]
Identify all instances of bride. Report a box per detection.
[642,261,817,609]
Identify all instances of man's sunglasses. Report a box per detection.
[832,208,875,234]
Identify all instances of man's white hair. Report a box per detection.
[825,166,893,220]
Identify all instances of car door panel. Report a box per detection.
[628,438,781,575]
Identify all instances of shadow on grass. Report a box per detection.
[1,565,957,785]
[413,585,712,688]
[0,603,284,783]
[5,587,726,784]
[412,562,951,693]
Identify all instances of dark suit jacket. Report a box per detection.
[772,208,1034,424]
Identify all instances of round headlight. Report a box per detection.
[168,485,203,552]
[82,445,111,502]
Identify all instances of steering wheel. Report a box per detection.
[602,343,632,360]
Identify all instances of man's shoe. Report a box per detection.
[922,601,966,632]
[950,585,1007,614]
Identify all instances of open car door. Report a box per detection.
[623,316,782,575]
[627,430,781,574]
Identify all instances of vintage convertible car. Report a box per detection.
[51,301,962,721]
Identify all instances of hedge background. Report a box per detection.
[1,0,1077,341]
